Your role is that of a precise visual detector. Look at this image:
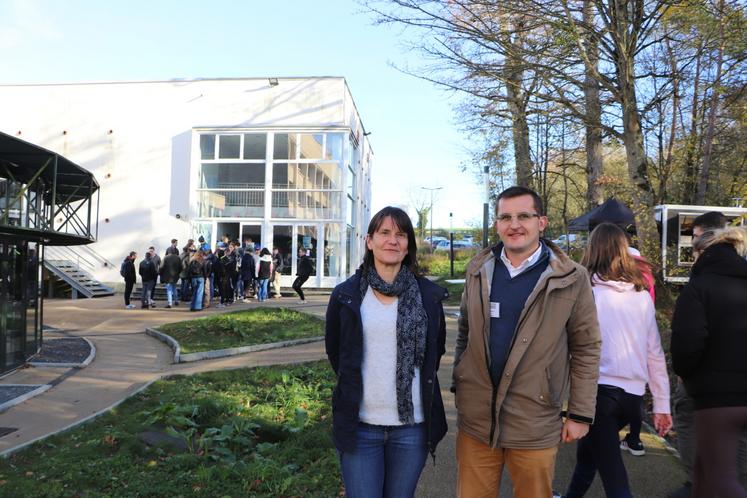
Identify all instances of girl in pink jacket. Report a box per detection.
[560,223,671,498]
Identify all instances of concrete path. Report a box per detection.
[0,294,687,497]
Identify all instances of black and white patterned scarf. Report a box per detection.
[360,265,428,424]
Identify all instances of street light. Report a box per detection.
[421,186,443,250]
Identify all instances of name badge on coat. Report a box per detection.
[490,302,500,318]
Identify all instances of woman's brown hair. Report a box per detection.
[361,206,420,276]
[581,222,647,291]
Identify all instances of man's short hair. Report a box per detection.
[693,211,727,231]
[129,251,137,258]
[145,252,152,259]
[496,186,544,216]
[171,239,178,244]
[148,246,155,251]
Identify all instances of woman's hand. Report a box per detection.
[653,413,673,437]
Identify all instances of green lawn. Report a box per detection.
[158,308,324,354]
[0,362,341,497]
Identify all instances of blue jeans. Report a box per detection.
[190,277,205,310]
[165,282,177,305]
[236,277,244,298]
[339,422,427,498]
[258,278,269,301]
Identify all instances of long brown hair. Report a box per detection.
[581,222,647,291]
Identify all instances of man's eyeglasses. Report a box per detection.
[497,212,541,224]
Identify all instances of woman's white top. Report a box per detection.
[358,286,425,425]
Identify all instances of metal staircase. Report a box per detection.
[44,245,115,298]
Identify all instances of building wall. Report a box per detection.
[0,77,372,285]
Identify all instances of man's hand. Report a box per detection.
[653,413,673,437]
[561,419,589,443]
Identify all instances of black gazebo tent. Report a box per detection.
[568,198,636,232]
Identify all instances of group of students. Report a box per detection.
[120,236,315,311]
[324,187,747,498]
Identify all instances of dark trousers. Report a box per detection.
[293,275,309,301]
[214,275,223,301]
[627,397,644,442]
[124,280,135,305]
[694,406,747,498]
[565,385,641,498]
[180,278,192,302]
[221,273,234,304]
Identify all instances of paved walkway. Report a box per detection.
[0,294,687,497]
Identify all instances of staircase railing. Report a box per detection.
[45,244,116,272]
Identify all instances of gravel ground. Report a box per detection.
[31,338,90,364]
[0,385,43,405]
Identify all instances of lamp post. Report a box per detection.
[421,186,443,251]
[483,164,490,249]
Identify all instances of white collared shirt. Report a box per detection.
[500,243,543,279]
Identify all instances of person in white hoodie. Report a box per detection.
[255,247,274,302]
[559,223,672,498]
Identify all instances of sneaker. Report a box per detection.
[166,304,172,309]
[552,493,564,498]
[125,304,136,309]
[667,482,692,498]
[620,434,645,456]
[298,299,306,304]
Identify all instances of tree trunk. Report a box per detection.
[612,0,659,261]
[583,0,604,209]
[682,45,703,204]
[504,16,533,187]
[696,0,726,204]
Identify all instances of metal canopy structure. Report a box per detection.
[0,131,99,245]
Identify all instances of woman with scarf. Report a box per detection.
[325,206,448,498]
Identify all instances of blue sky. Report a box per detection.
[0,0,484,228]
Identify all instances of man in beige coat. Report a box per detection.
[453,186,601,498]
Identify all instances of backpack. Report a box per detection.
[120,261,126,278]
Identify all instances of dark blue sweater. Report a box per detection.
[489,244,550,385]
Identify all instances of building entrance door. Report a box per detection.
[240,223,262,251]
[216,222,240,245]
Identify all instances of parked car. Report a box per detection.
[434,240,477,251]
[550,233,586,247]
[424,235,448,247]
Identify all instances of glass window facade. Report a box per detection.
[195,130,364,287]
[0,241,41,373]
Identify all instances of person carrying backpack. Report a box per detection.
[138,252,158,309]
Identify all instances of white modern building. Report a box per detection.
[0,77,373,288]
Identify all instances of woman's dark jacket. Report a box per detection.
[240,252,255,280]
[325,270,449,456]
[122,258,136,282]
[297,255,314,278]
[671,242,747,410]
[188,259,206,279]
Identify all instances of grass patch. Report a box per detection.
[0,361,341,497]
[158,308,324,354]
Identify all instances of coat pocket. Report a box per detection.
[539,367,561,408]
